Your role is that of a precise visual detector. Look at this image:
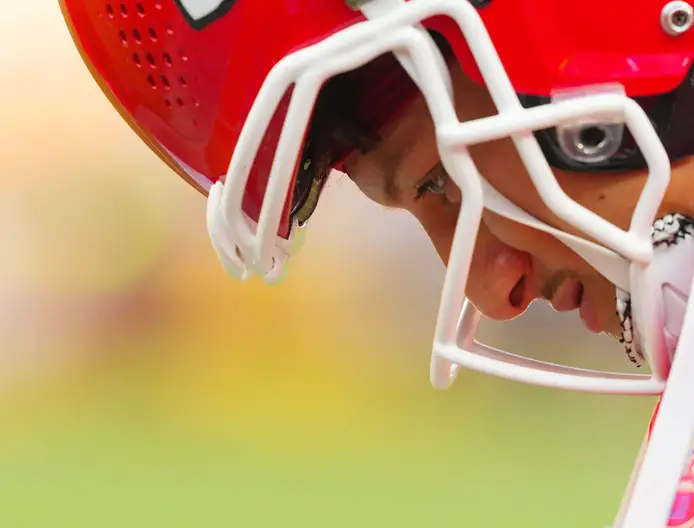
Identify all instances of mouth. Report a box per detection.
[550,277,603,334]
[549,276,583,312]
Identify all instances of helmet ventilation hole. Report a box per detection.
[101,1,202,131]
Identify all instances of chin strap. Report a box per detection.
[616,213,694,368]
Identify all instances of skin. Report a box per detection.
[343,61,694,337]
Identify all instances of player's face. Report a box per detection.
[343,61,694,337]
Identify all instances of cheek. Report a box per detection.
[471,139,558,228]
[411,198,459,262]
[410,181,463,260]
[470,138,643,240]
[412,199,513,277]
[481,211,589,274]
[483,211,620,327]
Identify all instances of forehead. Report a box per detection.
[343,111,442,203]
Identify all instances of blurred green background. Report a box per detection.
[0,3,656,527]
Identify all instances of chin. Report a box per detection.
[604,316,623,339]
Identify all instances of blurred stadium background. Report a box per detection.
[0,3,655,526]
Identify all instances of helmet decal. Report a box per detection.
[174,0,237,30]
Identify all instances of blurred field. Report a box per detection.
[0,3,656,527]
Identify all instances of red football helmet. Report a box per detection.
[60,0,694,525]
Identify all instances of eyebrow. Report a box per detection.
[375,160,441,207]
[346,163,402,207]
[384,161,444,206]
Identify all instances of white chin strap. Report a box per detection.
[201,0,694,525]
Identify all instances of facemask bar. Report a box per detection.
[431,91,671,393]
[207,1,454,283]
[613,294,694,527]
[208,186,305,282]
[207,0,671,384]
[203,0,686,524]
[417,1,672,393]
[479,178,631,291]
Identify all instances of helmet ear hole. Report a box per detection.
[556,122,624,164]
[578,126,607,151]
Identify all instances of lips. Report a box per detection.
[550,276,583,312]
[550,277,604,334]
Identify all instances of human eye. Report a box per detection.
[415,168,447,201]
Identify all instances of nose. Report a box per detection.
[427,220,534,321]
[466,240,534,321]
